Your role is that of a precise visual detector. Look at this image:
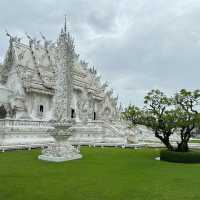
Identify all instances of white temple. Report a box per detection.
[0,19,140,148]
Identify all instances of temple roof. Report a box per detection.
[2,40,56,95]
[1,30,117,103]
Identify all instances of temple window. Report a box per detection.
[0,105,7,119]
[71,108,75,118]
[40,105,44,113]
[93,112,96,120]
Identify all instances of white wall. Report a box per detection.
[26,93,53,120]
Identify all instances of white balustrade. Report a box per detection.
[0,119,53,128]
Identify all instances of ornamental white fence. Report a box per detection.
[0,119,53,128]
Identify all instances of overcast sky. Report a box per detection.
[1,0,200,107]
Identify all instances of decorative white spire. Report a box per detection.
[64,14,67,33]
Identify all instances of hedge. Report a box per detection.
[160,150,200,163]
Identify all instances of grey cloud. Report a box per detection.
[1,0,200,107]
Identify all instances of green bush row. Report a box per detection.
[160,150,200,163]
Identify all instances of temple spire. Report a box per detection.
[64,15,67,33]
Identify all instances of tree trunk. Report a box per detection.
[163,139,174,151]
[177,140,189,152]
[155,131,174,151]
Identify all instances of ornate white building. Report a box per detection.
[0,20,137,148]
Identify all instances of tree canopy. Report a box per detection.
[123,89,200,152]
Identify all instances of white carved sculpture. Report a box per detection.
[38,122,82,162]
[38,20,82,162]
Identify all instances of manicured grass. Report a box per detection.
[0,147,200,200]
[189,139,200,143]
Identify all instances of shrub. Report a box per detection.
[160,150,200,163]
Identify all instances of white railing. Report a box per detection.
[103,121,124,136]
[74,120,105,127]
[0,119,53,128]
[74,120,124,137]
[0,119,123,135]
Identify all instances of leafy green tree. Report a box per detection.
[123,89,200,152]
[143,90,176,151]
[122,105,143,127]
[174,89,200,152]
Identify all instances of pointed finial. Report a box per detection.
[64,14,67,33]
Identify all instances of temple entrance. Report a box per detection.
[0,105,7,119]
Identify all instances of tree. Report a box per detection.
[123,89,200,152]
[174,89,200,152]
[122,105,143,127]
[143,90,176,151]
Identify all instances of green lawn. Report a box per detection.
[190,139,200,143]
[0,147,200,200]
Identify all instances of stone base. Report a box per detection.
[38,142,82,162]
[38,154,82,162]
